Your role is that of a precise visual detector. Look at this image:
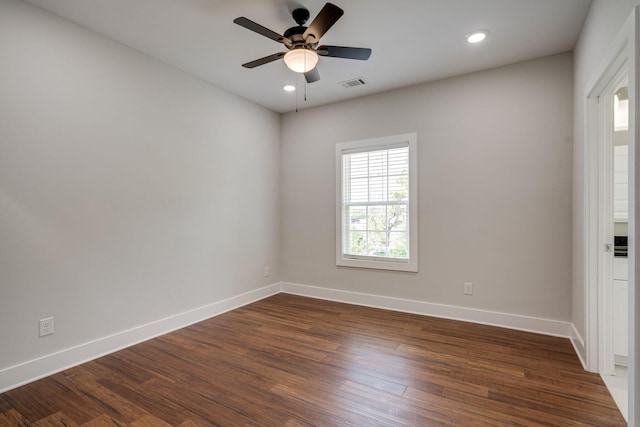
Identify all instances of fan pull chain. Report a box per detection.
[303,52,308,103]
[295,74,300,113]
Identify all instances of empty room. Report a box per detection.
[0,0,638,425]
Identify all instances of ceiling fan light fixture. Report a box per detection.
[466,29,489,44]
[284,48,319,73]
[283,84,296,92]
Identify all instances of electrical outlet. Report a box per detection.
[39,317,54,337]
[263,267,270,277]
[464,282,473,295]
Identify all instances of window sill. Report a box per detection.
[336,256,417,272]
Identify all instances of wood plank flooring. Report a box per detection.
[0,294,626,426]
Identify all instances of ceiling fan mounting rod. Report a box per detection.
[292,8,310,26]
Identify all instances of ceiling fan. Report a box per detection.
[233,3,372,83]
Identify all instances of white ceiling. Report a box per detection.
[23,0,592,113]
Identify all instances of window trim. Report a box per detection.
[335,133,418,272]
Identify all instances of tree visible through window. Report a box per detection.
[336,133,417,272]
[343,147,408,258]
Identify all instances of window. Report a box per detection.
[336,133,417,272]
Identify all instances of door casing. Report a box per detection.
[584,7,639,425]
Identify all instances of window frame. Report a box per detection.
[335,133,418,272]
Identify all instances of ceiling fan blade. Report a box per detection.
[305,67,320,83]
[317,45,372,60]
[303,3,344,43]
[234,17,292,46]
[241,52,286,69]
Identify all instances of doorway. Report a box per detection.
[601,80,630,420]
[584,7,638,425]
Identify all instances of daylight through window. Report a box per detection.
[336,133,417,272]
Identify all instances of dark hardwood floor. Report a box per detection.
[0,294,626,426]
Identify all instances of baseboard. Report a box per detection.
[0,281,582,393]
[0,283,281,394]
[281,282,573,338]
[614,354,628,367]
[570,323,588,370]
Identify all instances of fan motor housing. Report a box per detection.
[284,26,316,49]
[284,25,306,39]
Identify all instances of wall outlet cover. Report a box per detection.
[39,317,54,337]
[464,282,473,295]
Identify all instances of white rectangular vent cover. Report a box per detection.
[340,78,366,88]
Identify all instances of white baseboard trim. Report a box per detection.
[1,281,584,393]
[570,323,588,370]
[0,283,281,394]
[614,354,628,367]
[281,282,573,338]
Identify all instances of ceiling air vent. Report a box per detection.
[340,78,366,88]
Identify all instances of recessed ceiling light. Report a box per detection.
[466,30,489,44]
[283,85,296,92]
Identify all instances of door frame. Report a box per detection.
[584,6,639,425]
[591,68,626,377]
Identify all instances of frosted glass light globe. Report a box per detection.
[284,49,319,73]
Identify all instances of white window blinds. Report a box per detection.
[341,145,410,261]
[336,133,417,272]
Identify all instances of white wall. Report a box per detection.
[281,53,573,322]
[0,0,280,376]
[572,0,639,357]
